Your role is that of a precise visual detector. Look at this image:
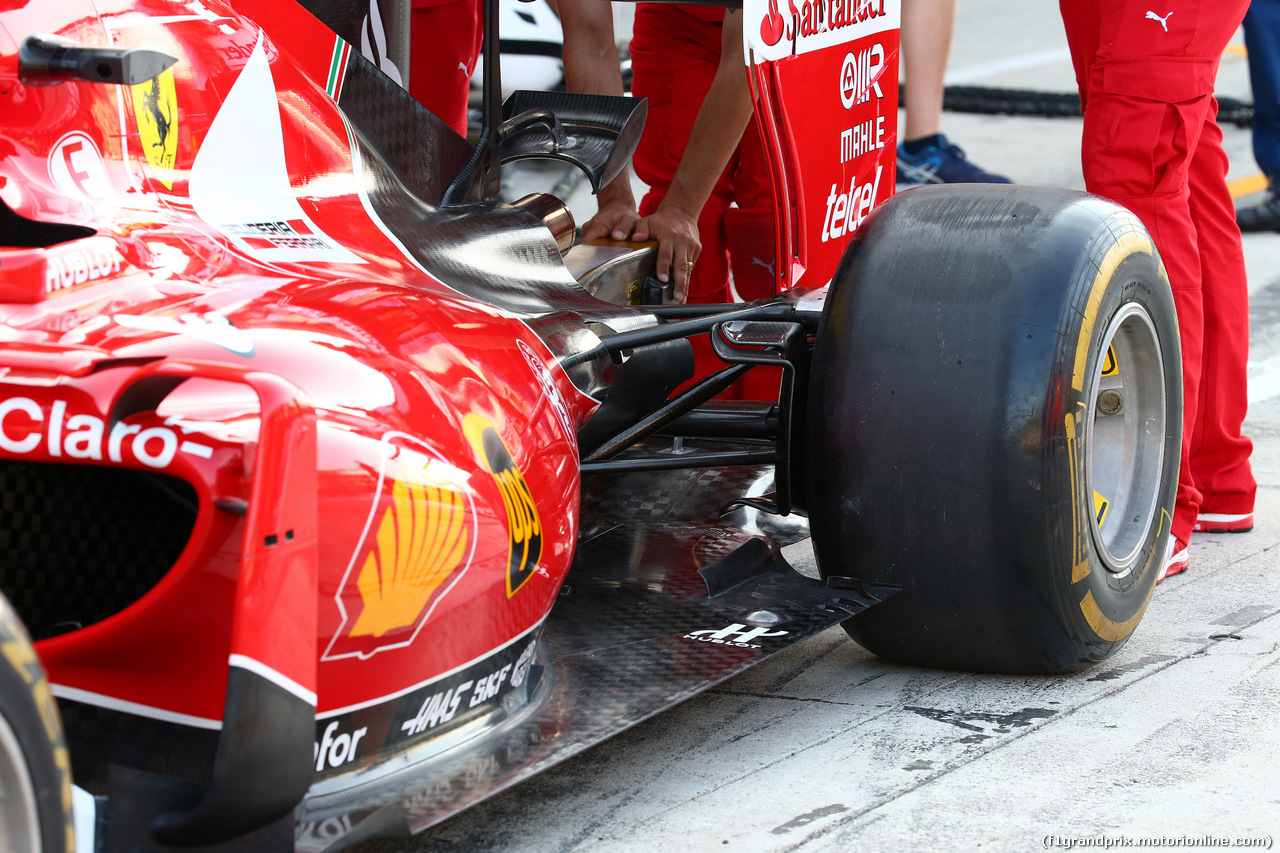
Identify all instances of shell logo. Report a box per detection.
[349,478,469,638]
[463,414,543,599]
[322,433,477,662]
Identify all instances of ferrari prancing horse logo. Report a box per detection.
[131,68,178,189]
[464,414,543,599]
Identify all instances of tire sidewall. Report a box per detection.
[1051,240,1181,656]
[0,594,74,853]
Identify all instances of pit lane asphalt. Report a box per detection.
[360,4,1280,850]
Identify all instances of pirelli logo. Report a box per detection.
[464,414,542,599]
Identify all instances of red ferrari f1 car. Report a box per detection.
[0,0,1180,850]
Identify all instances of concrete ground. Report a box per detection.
[377,3,1280,850]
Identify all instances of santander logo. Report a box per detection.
[757,0,889,53]
[761,0,786,45]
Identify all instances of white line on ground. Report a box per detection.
[944,47,1074,85]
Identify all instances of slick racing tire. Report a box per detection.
[806,185,1181,673]
[0,593,75,853]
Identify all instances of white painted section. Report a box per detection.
[228,654,318,707]
[188,34,363,265]
[50,685,221,730]
[1248,355,1280,406]
[944,47,1073,85]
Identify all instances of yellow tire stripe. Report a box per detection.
[1079,585,1154,643]
[1071,231,1156,392]
[1,604,76,852]
[1068,230,1163,644]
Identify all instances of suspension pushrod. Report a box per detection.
[584,362,752,462]
[594,302,793,356]
[580,449,776,474]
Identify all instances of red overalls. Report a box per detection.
[409,0,482,137]
[629,3,777,303]
[1060,0,1257,546]
[631,4,782,398]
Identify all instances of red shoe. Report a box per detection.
[1157,537,1189,584]
[1194,512,1254,533]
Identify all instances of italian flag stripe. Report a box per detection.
[326,36,350,100]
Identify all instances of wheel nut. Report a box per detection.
[1098,389,1123,415]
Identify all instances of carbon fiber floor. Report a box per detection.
[297,464,893,845]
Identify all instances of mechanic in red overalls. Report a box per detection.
[1238,0,1280,231]
[1059,0,1257,580]
[561,2,773,305]
[628,4,776,305]
[560,1,777,398]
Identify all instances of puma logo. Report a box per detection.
[1145,10,1172,31]
[751,257,776,276]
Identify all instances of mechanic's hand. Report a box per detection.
[581,172,642,242]
[580,195,643,242]
[633,205,701,303]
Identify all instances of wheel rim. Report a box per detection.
[1085,303,1167,576]
[0,712,41,853]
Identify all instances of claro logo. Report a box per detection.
[0,397,212,467]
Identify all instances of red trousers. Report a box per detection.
[629,4,777,304]
[1060,0,1256,544]
[410,0,482,137]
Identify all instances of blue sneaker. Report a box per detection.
[1237,180,1280,232]
[896,134,1012,186]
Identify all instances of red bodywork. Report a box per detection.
[745,0,900,292]
[0,0,900,843]
[0,0,584,736]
